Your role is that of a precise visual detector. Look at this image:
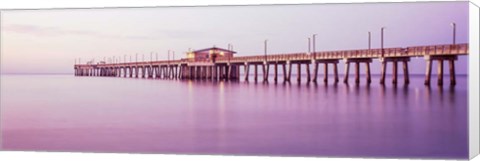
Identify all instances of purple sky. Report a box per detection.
[0,1,469,74]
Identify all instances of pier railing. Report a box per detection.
[75,43,468,68]
[211,43,468,63]
[74,43,468,86]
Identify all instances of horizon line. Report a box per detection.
[0,73,469,76]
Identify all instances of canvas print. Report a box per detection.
[0,1,470,159]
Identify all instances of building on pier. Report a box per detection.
[187,47,236,62]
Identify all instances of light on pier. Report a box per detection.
[312,34,317,58]
[451,22,456,45]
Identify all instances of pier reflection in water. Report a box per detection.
[0,75,468,159]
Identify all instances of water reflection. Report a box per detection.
[0,75,468,159]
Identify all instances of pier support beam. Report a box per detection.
[214,65,218,80]
[209,66,213,80]
[343,62,350,84]
[220,66,224,80]
[425,58,432,85]
[263,62,269,82]
[186,66,189,79]
[312,61,319,83]
[200,66,204,79]
[244,63,249,81]
[297,63,301,83]
[183,66,187,79]
[129,67,133,77]
[366,63,371,84]
[176,66,180,79]
[223,66,227,80]
[160,66,164,79]
[306,63,311,83]
[135,67,139,78]
[178,66,181,79]
[380,60,386,85]
[148,66,153,78]
[449,59,456,86]
[254,64,258,82]
[197,66,201,79]
[171,66,176,79]
[402,61,410,84]
[159,67,163,78]
[161,66,165,78]
[162,66,166,78]
[189,66,193,79]
[166,66,170,78]
[188,66,192,79]
[334,63,339,83]
[206,66,210,80]
[286,62,292,82]
[174,66,178,79]
[192,66,196,79]
[274,62,278,82]
[166,66,170,79]
[181,66,186,79]
[392,61,398,85]
[437,59,444,86]
[324,63,329,83]
[228,64,232,81]
[237,66,241,80]
[355,62,360,84]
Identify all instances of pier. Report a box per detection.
[74,43,468,86]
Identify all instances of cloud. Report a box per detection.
[2,24,156,40]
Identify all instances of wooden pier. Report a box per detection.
[74,43,468,86]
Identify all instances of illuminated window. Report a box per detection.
[187,52,195,58]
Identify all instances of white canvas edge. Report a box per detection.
[0,0,462,10]
[469,1,480,160]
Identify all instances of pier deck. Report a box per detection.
[74,43,468,86]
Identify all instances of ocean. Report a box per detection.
[0,74,468,159]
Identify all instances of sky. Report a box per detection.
[0,1,469,74]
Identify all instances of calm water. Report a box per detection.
[0,74,468,159]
